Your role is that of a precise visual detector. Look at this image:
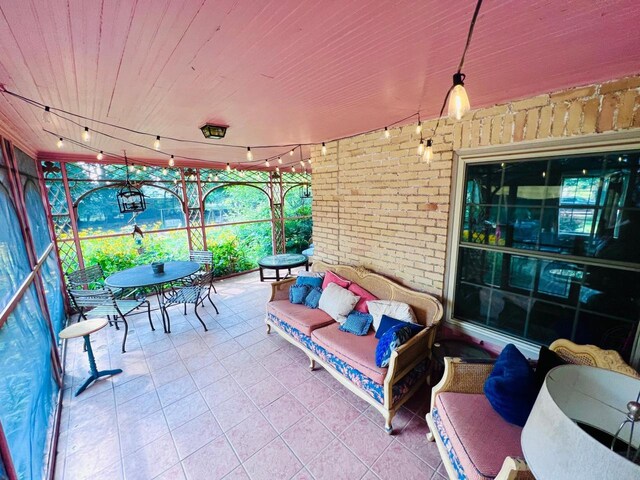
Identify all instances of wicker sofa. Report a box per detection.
[265,261,443,433]
[425,339,640,480]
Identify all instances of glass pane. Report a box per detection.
[461,204,507,246]
[205,222,273,276]
[487,291,529,337]
[24,180,52,258]
[575,311,638,362]
[204,185,271,224]
[453,283,488,324]
[80,230,189,277]
[0,286,57,480]
[42,252,66,335]
[464,163,503,205]
[0,184,32,311]
[77,185,185,234]
[501,160,550,205]
[284,185,312,218]
[527,300,576,344]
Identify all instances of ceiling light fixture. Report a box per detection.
[199,124,228,139]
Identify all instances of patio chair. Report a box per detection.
[189,250,218,303]
[66,264,124,318]
[161,273,219,333]
[67,288,153,353]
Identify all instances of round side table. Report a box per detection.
[60,318,122,396]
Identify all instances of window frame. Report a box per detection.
[445,130,640,367]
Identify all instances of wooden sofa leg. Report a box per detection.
[266,322,271,334]
[384,417,393,435]
[426,431,435,442]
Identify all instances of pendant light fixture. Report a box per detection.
[117,153,146,214]
[447,0,483,120]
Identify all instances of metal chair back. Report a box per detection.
[189,250,213,271]
[66,264,106,289]
[68,288,116,308]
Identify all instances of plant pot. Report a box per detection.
[151,262,165,274]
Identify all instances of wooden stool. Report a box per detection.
[59,318,122,396]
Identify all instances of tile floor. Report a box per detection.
[55,269,445,480]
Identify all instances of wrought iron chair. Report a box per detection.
[189,250,218,304]
[66,264,124,318]
[67,288,153,353]
[161,273,218,333]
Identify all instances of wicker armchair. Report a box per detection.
[425,339,639,480]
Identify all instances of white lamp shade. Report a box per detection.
[521,364,640,479]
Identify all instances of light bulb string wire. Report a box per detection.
[457,0,483,74]
[1,85,420,155]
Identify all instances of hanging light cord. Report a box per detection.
[457,0,483,74]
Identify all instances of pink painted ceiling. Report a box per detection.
[0,0,638,169]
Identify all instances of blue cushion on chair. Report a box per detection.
[375,314,422,339]
[289,284,310,304]
[483,344,537,427]
[296,276,323,289]
[339,311,373,335]
[375,324,416,367]
[304,287,323,308]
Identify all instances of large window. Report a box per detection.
[450,146,640,364]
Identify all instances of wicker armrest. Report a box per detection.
[269,277,296,301]
[430,357,496,410]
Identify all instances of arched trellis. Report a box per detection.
[39,160,312,273]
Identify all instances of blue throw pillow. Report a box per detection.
[483,344,537,427]
[289,284,310,304]
[375,324,416,367]
[296,276,323,289]
[375,314,422,339]
[339,311,373,336]
[304,287,323,309]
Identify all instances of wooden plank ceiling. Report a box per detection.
[0,0,638,168]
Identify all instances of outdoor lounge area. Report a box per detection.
[1,1,640,480]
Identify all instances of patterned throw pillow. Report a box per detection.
[375,324,416,367]
[339,311,373,336]
[289,284,310,304]
[304,287,323,309]
[375,314,423,339]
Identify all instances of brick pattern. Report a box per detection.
[310,75,640,295]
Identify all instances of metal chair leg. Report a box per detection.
[193,303,208,332]
[145,301,155,331]
[120,317,129,353]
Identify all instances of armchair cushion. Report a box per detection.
[483,344,536,427]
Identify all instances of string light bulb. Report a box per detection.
[154,136,161,150]
[226,163,231,172]
[143,166,147,171]
[416,120,422,135]
[56,137,64,148]
[384,126,390,139]
[97,151,104,161]
[43,106,52,123]
[82,127,90,142]
[276,166,280,173]
[278,156,282,164]
[291,166,296,172]
[169,155,175,167]
[214,175,219,181]
[300,160,305,168]
[265,159,270,167]
[417,139,425,155]
[289,149,294,156]
[448,73,471,120]
[321,142,327,156]
[129,164,135,172]
[239,170,245,177]
[246,147,253,161]
[162,168,167,175]
[423,139,433,164]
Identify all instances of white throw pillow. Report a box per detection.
[318,283,360,324]
[367,300,418,331]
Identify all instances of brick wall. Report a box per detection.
[310,75,640,296]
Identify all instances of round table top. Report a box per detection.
[60,318,108,339]
[258,253,308,268]
[105,261,201,288]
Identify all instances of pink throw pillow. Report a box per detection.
[348,282,378,313]
[322,271,351,290]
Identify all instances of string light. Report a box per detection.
[384,126,390,139]
[448,73,470,120]
[416,119,422,135]
[129,164,135,172]
[214,175,219,181]
[417,138,425,155]
[239,170,245,177]
[82,127,90,142]
[289,149,294,156]
[162,168,167,175]
[423,140,433,164]
[226,163,231,172]
[169,155,175,167]
[300,160,305,168]
[291,166,296,172]
[56,137,64,148]
[321,142,327,156]
[154,136,161,150]
[143,166,147,171]
[278,157,282,164]
[43,106,52,123]
[96,151,104,160]
[246,147,253,161]
[265,159,270,167]
[276,166,280,173]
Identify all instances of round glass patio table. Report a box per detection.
[258,253,309,281]
[105,261,201,332]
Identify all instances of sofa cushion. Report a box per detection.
[267,300,335,336]
[435,392,524,480]
[312,322,388,385]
